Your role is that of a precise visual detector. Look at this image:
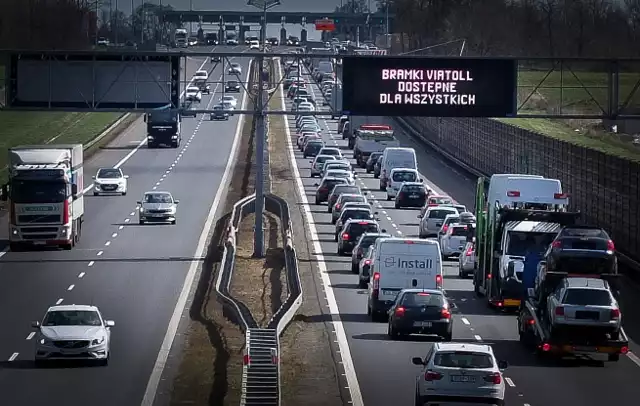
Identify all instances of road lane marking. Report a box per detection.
[277,62,363,406]
[505,377,515,387]
[140,58,252,406]
[55,298,64,305]
[626,351,640,367]
[119,225,124,230]
[26,332,35,340]
[78,272,85,278]
[125,218,130,223]
[461,317,470,325]
[87,261,94,267]
[112,233,118,238]
[474,334,482,341]
[104,241,111,246]
[8,353,18,361]
[97,251,103,256]
[67,285,75,291]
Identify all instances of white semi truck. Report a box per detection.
[3,145,84,251]
[175,28,188,48]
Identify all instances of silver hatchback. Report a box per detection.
[418,206,458,238]
[138,191,179,225]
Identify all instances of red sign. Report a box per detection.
[315,19,335,31]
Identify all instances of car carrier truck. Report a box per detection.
[473,174,576,309]
[2,145,84,250]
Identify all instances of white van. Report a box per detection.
[367,237,443,321]
[380,148,417,191]
[486,174,543,210]
[386,168,421,200]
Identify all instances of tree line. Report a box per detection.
[381,0,640,57]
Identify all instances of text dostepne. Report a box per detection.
[380,93,476,105]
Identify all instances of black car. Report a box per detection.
[225,80,241,92]
[209,104,228,120]
[315,177,348,205]
[337,220,383,255]
[335,208,377,240]
[351,232,392,273]
[373,155,383,179]
[366,152,383,173]
[267,37,279,45]
[387,289,452,341]
[328,185,362,210]
[395,182,428,209]
[211,56,222,63]
[303,141,324,158]
[544,225,617,274]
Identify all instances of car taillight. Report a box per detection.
[484,372,501,384]
[342,233,350,240]
[372,272,380,298]
[507,190,520,197]
[607,240,615,251]
[398,192,404,199]
[319,187,327,193]
[551,240,562,248]
[428,203,437,207]
[555,306,564,316]
[424,370,442,381]
[63,199,69,224]
[435,274,443,287]
[442,225,448,233]
[335,203,341,210]
[465,246,473,256]
[611,308,620,319]
[554,193,569,199]
[364,259,372,266]
[441,308,451,319]
[395,306,405,316]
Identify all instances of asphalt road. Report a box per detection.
[0,46,252,406]
[283,65,640,406]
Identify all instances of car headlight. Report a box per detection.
[39,337,53,346]
[168,207,177,214]
[91,337,105,346]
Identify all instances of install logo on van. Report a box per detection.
[383,256,433,269]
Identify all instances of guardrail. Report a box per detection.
[393,116,640,275]
[215,192,302,406]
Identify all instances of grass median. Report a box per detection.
[497,68,640,162]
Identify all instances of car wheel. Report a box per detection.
[609,354,620,362]
[374,173,379,179]
[93,192,99,196]
[172,142,179,148]
[337,247,343,255]
[351,263,358,273]
[380,184,386,191]
[171,220,177,225]
[387,323,399,340]
[122,191,127,196]
[442,331,453,342]
[394,203,400,209]
[315,198,320,205]
[334,234,339,242]
[366,168,372,173]
[358,280,367,289]
[139,220,145,225]
[387,195,392,201]
[327,206,332,213]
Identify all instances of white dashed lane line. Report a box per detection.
[505,377,516,387]
[474,334,483,341]
[26,332,35,341]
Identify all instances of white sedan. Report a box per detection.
[221,95,238,108]
[185,86,202,102]
[249,40,260,49]
[32,304,114,366]
[93,167,128,196]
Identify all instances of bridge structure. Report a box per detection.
[161,10,395,43]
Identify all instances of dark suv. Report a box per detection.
[225,80,241,92]
[315,177,348,205]
[336,220,383,255]
[328,185,363,210]
[544,225,617,274]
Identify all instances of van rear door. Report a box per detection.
[377,241,441,301]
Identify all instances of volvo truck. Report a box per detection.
[3,145,84,250]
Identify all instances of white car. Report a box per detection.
[386,168,420,200]
[32,305,114,365]
[324,169,356,185]
[185,86,202,102]
[194,70,208,81]
[412,342,507,406]
[228,63,242,75]
[249,40,260,49]
[438,223,470,259]
[138,191,179,225]
[221,95,237,108]
[93,167,128,196]
[459,240,476,278]
[226,39,238,46]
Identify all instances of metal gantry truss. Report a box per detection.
[1,51,640,119]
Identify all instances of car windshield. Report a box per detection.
[223,96,234,101]
[402,185,425,193]
[306,143,323,151]
[227,81,238,85]
[450,226,469,236]
[315,156,335,165]
[322,179,347,189]
[332,186,359,196]
[506,231,556,256]
[43,310,101,327]
[320,149,340,156]
[428,209,456,219]
[327,171,350,179]
[97,169,121,178]
[430,196,452,204]
[341,210,371,221]
[340,195,365,204]
[195,71,207,77]
[401,292,445,307]
[560,227,608,238]
[563,288,612,306]
[392,171,417,182]
[348,223,380,235]
[434,351,493,369]
[326,164,349,171]
[369,153,382,160]
[144,193,172,203]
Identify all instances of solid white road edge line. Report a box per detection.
[140,60,252,406]
[80,49,216,195]
[276,61,364,406]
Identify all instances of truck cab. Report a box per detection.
[3,145,84,250]
[144,108,182,148]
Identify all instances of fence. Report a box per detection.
[214,192,302,406]
[396,116,640,271]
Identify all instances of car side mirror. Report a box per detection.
[137,201,142,205]
[420,178,424,183]
[31,321,41,328]
[412,357,424,366]
[498,360,508,369]
[124,175,129,179]
[174,200,180,204]
[313,183,319,187]
[374,211,379,215]
[381,229,387,233]
[105,320,115,327]
[417,214,422,218]
[92,176,96,179]
[309,160,313,163]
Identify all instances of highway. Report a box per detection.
[280,63,640,406]
[0,46,252,406]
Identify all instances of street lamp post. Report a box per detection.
[247,0,281,258]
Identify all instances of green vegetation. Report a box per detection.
[0,111,123,182]
[496,68,640,162]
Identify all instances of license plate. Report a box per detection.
[150,213,165,217]
[504,299,521,307]
[414,321,432,327]
[33,241,46,245]
[382,290,398,296]
[451,375,475,383]
[566,345,603,353]
[409,194,419,198]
